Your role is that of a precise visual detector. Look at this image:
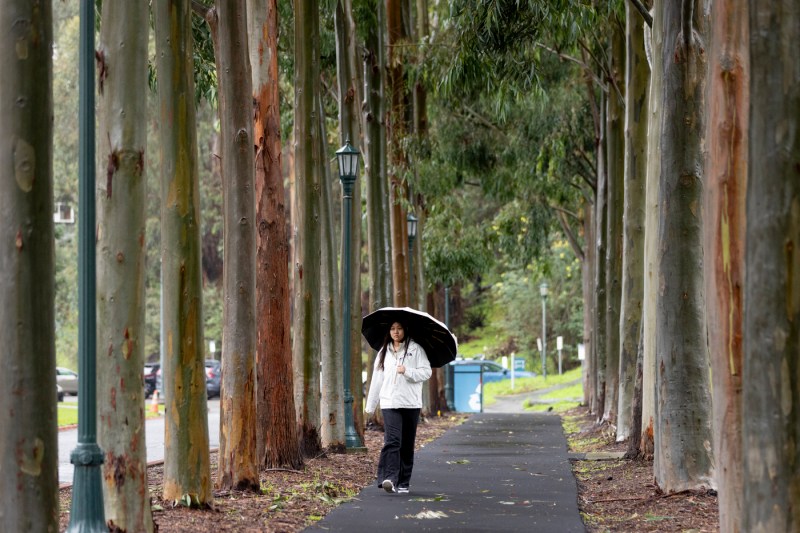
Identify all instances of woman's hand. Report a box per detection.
[396,364,406,375]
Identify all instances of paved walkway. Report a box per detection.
[306,412,585,533]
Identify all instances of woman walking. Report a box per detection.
[365,321,432,494]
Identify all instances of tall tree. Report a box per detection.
[153,0,211,506]
[706,0,747,529]
[387,0,410,307]
[654,0,713,492]
[603,21,625,424]
[640,0,661,460]
[593,95,608,418]
[742,2,799,530]
[293,0,324,456]
[0,1,58,529]
[96,0,153,528]
[207,0,260,491]
[247,0,303,470]
[616,2,648,442]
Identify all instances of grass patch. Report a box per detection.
[483,367,583,406]
[58,402,165,428]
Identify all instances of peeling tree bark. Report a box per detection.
[706,0,747,530]
[654,0,714,492]
[153,0,211,506]
[743,2,800,531]
[0,2,58,530]
[248,0,303,471]
[209,1,260,491]
[96,0,154,529]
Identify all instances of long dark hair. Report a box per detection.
[377,321,410,371]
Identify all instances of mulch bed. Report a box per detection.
[58,408,720,532]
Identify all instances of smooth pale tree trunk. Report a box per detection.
[292,0,324,457]
[641,1,662,460]
[96,1,153,528]
[604,23,625,425]
[207,1,260,491]
[616,4,648,442]
[582,201,595,407]
[363,0,391,429]
[654,0,714,492]
[0,2,58,529]
[247,0,303,470]
[334,0,367,441]
[387,0,410,307]
[706,1,748,530]
[319,97,344,450]
[743,3,799,531]
[364,0,393,314]
[593,99,608,418]
[153,0,211,506]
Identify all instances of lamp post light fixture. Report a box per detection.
[406,213,418,305]
[336,140,366,451]
[539,282,548,380]
[68,0,106,530]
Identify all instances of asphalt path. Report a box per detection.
[58,398,220,485]
[307,412,585,533]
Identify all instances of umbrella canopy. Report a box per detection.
[361,307,458,368]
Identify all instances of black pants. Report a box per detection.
[377,408,420,488]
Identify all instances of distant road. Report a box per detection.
[58,399,221,485]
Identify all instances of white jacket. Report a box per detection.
[365,339,432,413]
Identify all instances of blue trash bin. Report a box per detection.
[451,362,483,412]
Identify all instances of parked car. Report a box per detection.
[155,360,222,399]
[144,363,160,398]
[205,359,221,398]
[57,384,65,402]
[449,358,536,383]
[56,367,79,395]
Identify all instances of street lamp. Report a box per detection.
[539,282,548,380]
[68,0,105,530]
[406,213,418,305]
[336,140,365,451]
[444,286,454,410]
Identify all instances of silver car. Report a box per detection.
[56,367,79,395]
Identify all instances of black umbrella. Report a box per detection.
[361,307,458,368]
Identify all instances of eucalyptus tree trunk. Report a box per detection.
[616,4,648,442]
[654,0,713,492]
[582,201,595,407]
[593,98,608,418]
[319,96,344,450]
[743,3,799,531]
[706,1,748,529]
[292,0,324,457]
[641,0,662,460]
[208,1,259,491]
[247,0,303,470]
[363,0,391,429]
[603,23,625,426]
[334,0,366,442]
[364,0,393,313]
[0,2,58,529]
[387,0,410,307]
[153,0,211,506]
[96,0,153,528]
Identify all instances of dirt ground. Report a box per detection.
[58,408,719,532]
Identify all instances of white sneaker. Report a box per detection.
[382,479,397,493]
[398,487,409,494]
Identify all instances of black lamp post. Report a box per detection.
[444,286,454,410]
[539,282,548,380]
[68,0,105,530]
[336,140,366,451]
[406,213,418,305]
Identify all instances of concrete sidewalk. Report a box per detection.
[307,412,585,532]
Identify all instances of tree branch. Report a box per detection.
[554,208,584,262]
[191,1,210,18]
[627,0,653,28]
[535,43,605,89]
